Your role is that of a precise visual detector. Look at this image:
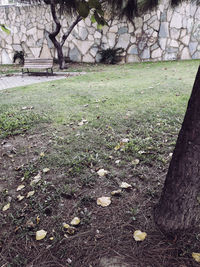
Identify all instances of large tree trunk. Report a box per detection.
[154,65,200,235]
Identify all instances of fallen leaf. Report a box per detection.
[138,150,145,154]
[97,196,111,207]
[133,230,147,241]
[27,191,35,198]
[36,230,47,240]
[67,258,72,264]
[2,203,10,211]
[17,195,24,201]
[121,138,129,143]
[49,237,54,240]
[70,217,80,226]
[16,184,25,191]
[78,119,88,126]
[43,168,50,173]
[40,152,45,157]
[97,169,108,177]
[114,142,124,151]
[192,252,200,262]
[111,189,122,196]
[63,223,75,235]
[26,220,35,229]
[120,182,132,189]
[132,159,140,165]
[36,216,40,224]
[30,173,41,185]
[63,223,70,229]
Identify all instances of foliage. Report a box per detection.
[0,24,10,34]
[99,47,124,64]
[13,51,25,65]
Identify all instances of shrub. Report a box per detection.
[99,47,124,64]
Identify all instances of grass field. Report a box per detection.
[0,60,200,267]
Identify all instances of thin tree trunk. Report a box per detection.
[154,65,200,235]
[48,3,82,69]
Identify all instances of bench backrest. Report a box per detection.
[24,58,53,68]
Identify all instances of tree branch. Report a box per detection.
[60,15,82,47]
[49,2,61,40]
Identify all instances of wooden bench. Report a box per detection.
[22,58,53,76]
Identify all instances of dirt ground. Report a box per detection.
[1,123,200,267]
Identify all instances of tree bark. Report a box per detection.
[154,65,200,235]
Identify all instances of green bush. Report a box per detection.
[99,47,124,64]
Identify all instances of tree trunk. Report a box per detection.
[57,44,65,69]
[154,65,200,235]
[48,3,82,70]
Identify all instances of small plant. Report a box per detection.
[99,47,124,64]
[13,51,24,65]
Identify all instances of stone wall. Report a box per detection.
[0,0,199,64]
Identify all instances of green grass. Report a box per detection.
[0,59,200,267]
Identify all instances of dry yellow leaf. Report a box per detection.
[2,203,10,211]
[120,182,132,189]
[133,230,147,241]
[36,230,47,240]
[132,159,140,165]
[43,168,50,173]
[49,237,54,240]
[63,223,70,229]
[27,191,35,198]
[114,143,123,151]
[192,252,200,262]
[36,216,40,224]
[97,196,111,207]
[97,169,108,177]
[30,173,41,186]
[16,184,25,191]
[70,217,80,226]
[17,195,24,201]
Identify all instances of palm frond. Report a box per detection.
[105,0,158,20]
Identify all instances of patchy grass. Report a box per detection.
[0,106,49,138]
[0,62,106,75]
[0,60,200,267]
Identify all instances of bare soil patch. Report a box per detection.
[0,124,200,267]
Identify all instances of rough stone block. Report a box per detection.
[83,53,95,63]
[128,45,138,55]
[159,22,169,38]
[181,47,191,59]
[189,42,198,55]
[170,12,182,29]
[126,54,140,63]
[116,33,130,49]
[79,27,88,40]
[141,47,150,59]
[69,46,81,62]
[2,49,12,64]
[152,47,162,58]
